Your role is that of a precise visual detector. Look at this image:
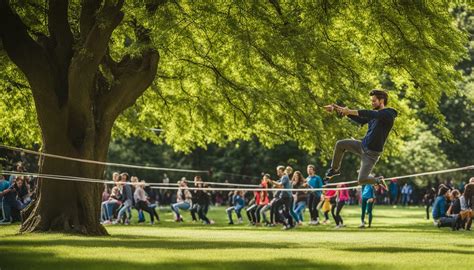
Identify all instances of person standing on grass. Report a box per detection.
[255,174,271,225]
[196,182,213,225]
[321,189,336,225]
[262,178,277,226]
[401,183,413,206]
[332,184,349,228]
[423,186,436,220]
[306,165,323,225]
[269,166,294,227]
[388,179,399,205]
[270,166,295,230]
[226,190,245,224]
[171,180,193,222]
[246,175,271,226]
[291,171,308,226]
[190,176,203,222]
[359,184,379,228]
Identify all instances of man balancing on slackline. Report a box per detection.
[323,89,398,188]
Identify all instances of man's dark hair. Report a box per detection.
[370,89,388,105]
[438,184,450,196]
[120,172,130,181]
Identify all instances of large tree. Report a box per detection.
[0,1,467,235]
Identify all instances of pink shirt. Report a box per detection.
[338,189,350,202]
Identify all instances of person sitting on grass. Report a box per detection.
[134,180,160,225]
[457,183,473,231]
[226,190,245,225]
[245,189,258,225]
[0,175,9,221]
[171,179,193,222]
[446,189,462,231]
[0,176,27,224]
[101,183,110,202]
[115,173,134,225]
[432,184,450,227]
[100,186,122,225]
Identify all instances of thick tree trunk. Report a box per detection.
[20,131,111,236]
[1,0,159,235]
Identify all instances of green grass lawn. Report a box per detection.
[0,205,472,270]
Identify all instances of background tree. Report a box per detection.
[0,1,468,235]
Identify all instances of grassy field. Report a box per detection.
[0,205,472,270]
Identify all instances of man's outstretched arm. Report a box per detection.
[324,104,368,125]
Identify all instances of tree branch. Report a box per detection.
[67,0,125,151]
[48,0,73,52]
[99,49,159,123]
[80,0,103,43]
[0,0,62,132]
[48,0,74,106]
[0,0,47,80]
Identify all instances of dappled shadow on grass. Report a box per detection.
[336,246,474,255]
[0,249,381,270]
[0,234,296,250]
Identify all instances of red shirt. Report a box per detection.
[258,181,269,205]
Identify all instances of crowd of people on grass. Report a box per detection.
[0,163,34,224]
[97,164,473,231]
[430,182,474,231]
[0,162,473,231]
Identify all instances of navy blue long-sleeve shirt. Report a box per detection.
[348,108,398,152]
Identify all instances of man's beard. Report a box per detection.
[373,105,381,110]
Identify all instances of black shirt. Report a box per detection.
[451,198,461,215]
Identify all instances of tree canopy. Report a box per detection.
[1,0,469,157]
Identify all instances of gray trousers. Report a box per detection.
[330,139,381,185]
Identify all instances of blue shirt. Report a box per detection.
[361,185,374,199]
[389,182,398,196]
[233,195,244,208]
[348,108,398,152]
[278,175,292,198]
[432,195,446,220]
[306,175,323,196]
[0,180,9,192]
[8,175,15,185]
